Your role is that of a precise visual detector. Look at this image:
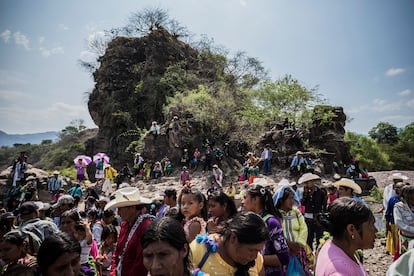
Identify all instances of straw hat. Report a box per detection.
[333,178,362,194]
[104,187,151,210]
[52,170,60,175]
[298,173,320,184]
[277,178,293,187]
[26,175,36,181]
[388,173,408,181]
[252,178,272,187]
[295,151,303,155]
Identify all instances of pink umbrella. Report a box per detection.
[74,155,92,166]
[93,152,110,164]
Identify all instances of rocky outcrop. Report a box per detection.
[254,105,351,175]
[87,28,223,167]
[308,106,351,173]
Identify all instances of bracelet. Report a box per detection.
[192,268,205,276]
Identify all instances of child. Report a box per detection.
[74,219,97,276]
[327,185,338,206]
[96,225,118,276]
[180,166,190,186]
[178,187,208,242]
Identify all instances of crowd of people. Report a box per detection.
[1,150,413,276]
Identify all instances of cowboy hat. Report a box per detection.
[388,173,408,181]
[298,173,320,184]
[295,151,303,155]
[277,178,290,186]
[252,177,272,187]
[26,175,36,181]
[52,170,60,175]
[333,173,341,180]
[333,178,362,194]
[104,187,151,210]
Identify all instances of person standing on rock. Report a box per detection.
[48,170,62,197]
[260,144,273,176]
[149,121,160,141]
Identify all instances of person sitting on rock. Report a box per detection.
[149,121,160,141]
[290,151,305,176]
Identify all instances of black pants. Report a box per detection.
[305,217,323,251]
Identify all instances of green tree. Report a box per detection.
[255,75,324,127]
[345,132,392,170]
[368,122,398,144]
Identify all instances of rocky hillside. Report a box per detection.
[86,27,351,173]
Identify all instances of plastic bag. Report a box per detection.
[286,256,306,276]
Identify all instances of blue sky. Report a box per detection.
[1,0,413,135]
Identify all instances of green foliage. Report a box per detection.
[368,122,398,144]
[255,75,324,128]
[345,132,392,170]
[368,186,383,203]
[312,105,337,127]
[60,167,76,180]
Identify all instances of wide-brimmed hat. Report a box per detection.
[252,177,272,187]
[388,173,408,181]
[333,178,362,194]
[33,201,50,211]
[298,173,320,184]
[26,175,36,181]
[18,201,38,215]
[333,173,341,180]
[52,170,60,175]
[104,187,152,210]
[295,151,303,155]
[277,178,291,186]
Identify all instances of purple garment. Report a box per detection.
[262,214,290,276]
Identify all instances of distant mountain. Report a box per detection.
[0,130,59,147]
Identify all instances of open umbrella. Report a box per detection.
[93,152,110,164]
[74,155,92,166]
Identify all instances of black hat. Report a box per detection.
[18,201,38,215]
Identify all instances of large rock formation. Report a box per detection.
[87,28,351,175]
[87,28,223,167]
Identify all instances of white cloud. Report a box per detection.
[13,31,30,50]
[406,99,414,107]
[398,89,411,96]
[371,98,401,112]
[58,23,69,30]
[385,67,405,77]
[39,46,64,57]
[0,29,12,43]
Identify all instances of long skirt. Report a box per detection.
[386,223,399,256]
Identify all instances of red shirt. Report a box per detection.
[110,217,152,276]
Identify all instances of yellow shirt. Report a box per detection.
[279,207,308,246]
[190,234,264,276]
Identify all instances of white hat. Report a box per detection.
[252,178,271,187]
[388,173,408,181]
[26,175,36,181]
[52,170,60,175]
[298,173,320,184]
[277,178,290,186]
[333,178,362,194]
[104,187,152,210]
[296,151,303,155]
